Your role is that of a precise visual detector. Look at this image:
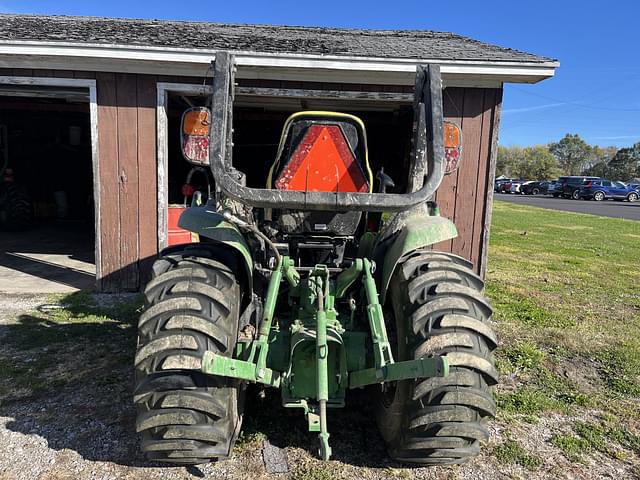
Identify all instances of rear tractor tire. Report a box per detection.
[134,245,244,464]
[0,182,32,231]
[376,251,498,465]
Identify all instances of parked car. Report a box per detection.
[521,181,549,195]
[509,181,523,194]
[561,176,601,199]
[495,178,513,193]
[579,179,639,202]
[497,181,512,193]
[547,179,562,197]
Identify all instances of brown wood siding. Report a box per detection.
[96,72,158,291]
[435,87,502,274]
[0,67,159,291]
[95,72,121,291]
[136,75,158,286]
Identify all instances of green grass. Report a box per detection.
[553,419,640,462]
[493,439,543,470]
[497,340,546,373]
[2,292,142,350]
[489,201,640,465]
[290,466,336,480]
[551,434,589,462]
[0,293,140,401]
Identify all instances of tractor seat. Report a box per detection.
[267,112,372,236]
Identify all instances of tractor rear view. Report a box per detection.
[134,52,497,465]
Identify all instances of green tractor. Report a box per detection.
[134,52,497,465]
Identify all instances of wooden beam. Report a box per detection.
[115,73,140,291]
[479,88,504,279]
[96,72,120,291]
[0,100,88,112]
[137,74,158,285]
[236,86,413,103]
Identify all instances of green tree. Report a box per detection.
[607,142,640,180]
[497,145,560,179]
[584,161,608,178]
[521,145,561,179]
[549,134,592,175]
[497,145,523,177]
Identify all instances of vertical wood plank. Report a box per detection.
[137,75,158,285]
[451,88,485,262]
[470,89,498,271]
[479,88,504,278]
[96,72,120,291]
[116,73,140,290]
[433,87,464,252]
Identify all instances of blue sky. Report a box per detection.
[2,1,639,148]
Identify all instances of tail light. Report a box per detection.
[443,121,462,175]
[181,107,210,165]
[275,124,368,193]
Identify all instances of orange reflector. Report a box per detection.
[275,124,368,193]
[444,121,461,148]
[183,109,210,136]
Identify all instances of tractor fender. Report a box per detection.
[178,206,253,293]
[378,213,457,303]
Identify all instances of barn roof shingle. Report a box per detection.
[0,14,555,64]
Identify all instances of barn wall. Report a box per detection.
[94,72,157,291]
[437,87,503,275]
[0,68,502,290]
[0,68,158,291]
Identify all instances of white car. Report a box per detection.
[509,182,522,194]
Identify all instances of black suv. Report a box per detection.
[561,176,601,199]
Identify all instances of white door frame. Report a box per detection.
[0,76,101,287]
[156,82,212,251]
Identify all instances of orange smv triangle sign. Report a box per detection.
[275,125,368,193]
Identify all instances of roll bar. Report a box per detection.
[208,52,445,212]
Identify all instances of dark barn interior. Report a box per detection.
[0,89,95,292]
[166,88,415,205]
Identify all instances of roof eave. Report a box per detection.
[0,40,559,87]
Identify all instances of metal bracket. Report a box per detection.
[349,355,449,389]
[362,258,394,368]
[202,351,281,387]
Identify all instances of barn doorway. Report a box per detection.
[158,82,413,249]
[0,82,96,293]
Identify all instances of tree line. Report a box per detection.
[497,134,640,181]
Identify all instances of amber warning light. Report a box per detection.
[181,107,211,166]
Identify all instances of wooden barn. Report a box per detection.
[0,14,558,292]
